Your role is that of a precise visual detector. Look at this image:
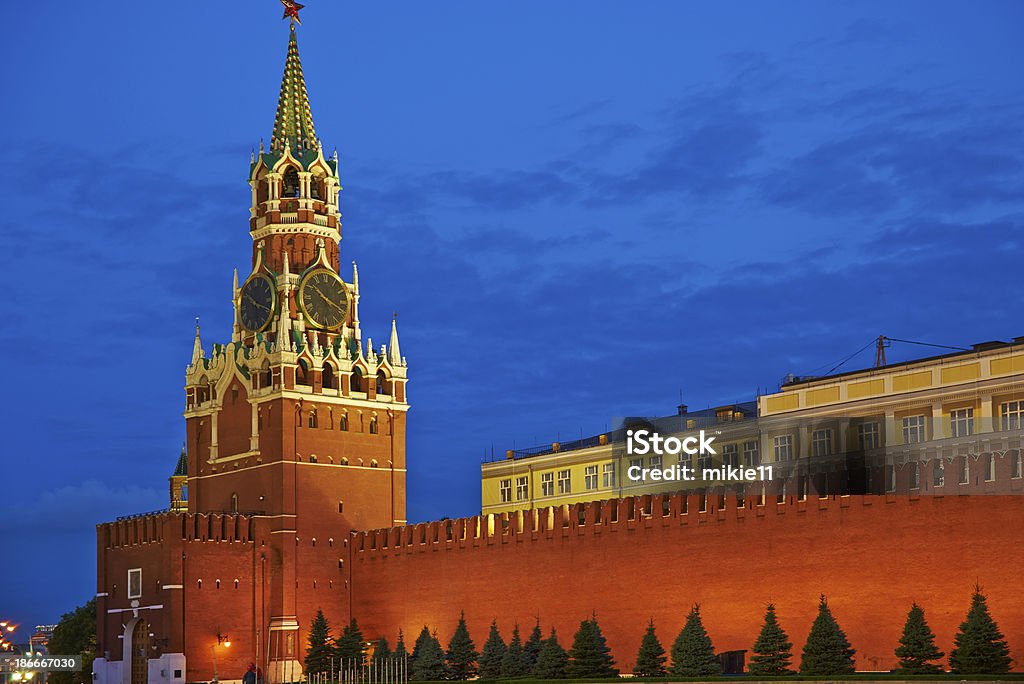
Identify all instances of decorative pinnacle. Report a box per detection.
[271,13,318,152]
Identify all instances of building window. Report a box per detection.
[602,462,615,488]
[540,472,554,497]
[902,416,926,444]
[369,416,378,434]
[722,444,739,468]
[584,465,598,490]
[858,422,880,449]
[950,408,974,438]
[230,493,239,513]
[909,462,920,490]
[697,453,713,472]
[811,429,832,457]
[1013,451,1023,479]
[339,414,349,431]
[557,469,571,494]
[629,457,642,472]
[648,455,662,469]
[499,479,511,503]
[933,461,945,487]
[743,441,759,467]
[1000,401,1023,431]
[128,569,142,600]
[773,435,793,462]
[985,454,996,482]
[959,458,969,485]
[307,410,318,428]
[516,476,529,501]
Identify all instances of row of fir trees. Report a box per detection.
[304,587,1012,680]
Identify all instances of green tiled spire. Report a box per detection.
[173,444,188,477]
[272,25,318,152]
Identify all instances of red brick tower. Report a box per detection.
[181,21,409,681]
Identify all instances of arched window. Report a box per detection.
[339,413,349,431]
[351,368,363,393]
[376,371,387,396]
[230,493,238,513]
[369,416,378,435]
[283,167,300,198]
[308,410,318,428]
[260,362,272,390]
[310,173,324,200]
[256,175,270,205]
[297,359,310,386]
[322,364,335,390]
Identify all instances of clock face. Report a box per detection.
[299,269,349,329]
[239,274,276,332]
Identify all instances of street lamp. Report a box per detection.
[211,633,231,684]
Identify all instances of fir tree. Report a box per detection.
[633,619,667,677]
[304,610,334,675]
[533,629,569,679]
[748,603,794,676]
[410,626,446,681]
[523,620,544,674]
[445,612,479,680]
[372,637,392,664]
[478,620,506,679]
[799,595,856,675]
[335,618,367,667]
[395,629,409,660]
[894,603,944,674]
[949,587,1011,674]
[670,604,721,676]
[566,616,618,678]
[500,624,529,678]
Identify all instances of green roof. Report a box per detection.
[271,26,318,152]
[172,445,187,477]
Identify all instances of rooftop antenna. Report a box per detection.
[874,335,889,368]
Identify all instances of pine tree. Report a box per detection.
[499,624,529,678]
[533,629,569,679]
[523,620,544,674]
[748,603,794,676]
[633,619,667,677]
[949,587,1011,674]
[304,610,334,675]
[478,620,506,679]
[566,616,618,678]
[410,626,446,681]
[894,603,944,674]
[799,595,856,675]
[445,612,479,680]
[335,618,367,667]
[670,604,721,676]
[372,637,392,664]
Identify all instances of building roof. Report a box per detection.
[172,445,187,477]
[271,25,318,152]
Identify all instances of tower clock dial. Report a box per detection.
[239,274,276,332]
[299,268,349,329]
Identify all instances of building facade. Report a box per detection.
[96,21,1023,684]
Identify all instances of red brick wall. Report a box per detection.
[350,494,1024,673]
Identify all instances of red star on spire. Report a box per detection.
[281,0,305,25]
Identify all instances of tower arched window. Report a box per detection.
[297,359,310,386]
[322,364,335,390]
[230,493,238,513]
[339,413,349,431]
[308,410,318,428]
[351,368,363,393]
[376,371,387,396]
[283,167,300,198]
[310,173,324,200]
[369,416,378,435]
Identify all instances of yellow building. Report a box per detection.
[481,337,1024,513]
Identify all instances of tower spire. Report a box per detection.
[271,22,318,152]
[388,314,402,366]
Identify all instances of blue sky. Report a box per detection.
[0,1,1022,629]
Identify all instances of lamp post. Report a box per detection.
[211,634,231,684]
